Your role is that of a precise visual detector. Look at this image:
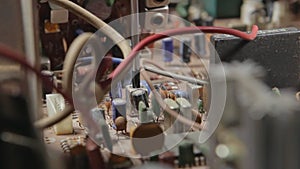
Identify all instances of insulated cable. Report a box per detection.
[48,0,131,59]
[0,43,73,129]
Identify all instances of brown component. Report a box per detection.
[195,114,202,124]
[86,138,106,169]
[108,154,133,169]
[159,151,176,167]
[131,123,164,156]
[115,116,127,133]
[104,97,111,113]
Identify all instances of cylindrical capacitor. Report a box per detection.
[162,37,173,63]
[112,98,126,122]
[178,140,195,167]
[151,87,161,118]
[138,101,153,124]
[41,70,54,99]
[194,33,206,57]
[176,98,192,132]
[91,107,106,121]
[140,80,151,96]
[180,38,192,63]
[163,98,179,134]
[131,89,149,111]
[110,81,122,99]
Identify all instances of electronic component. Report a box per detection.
[180,38,192,63]
[110,81,122,99]
[178,140,195,167]
[138,101,154,124]
[112,98,126,122]
[41,70,54,99]
[151,87,162,119]
[162,38,174,63]
[131,123,164,156]
[108,154,133,169]
[131,89,149,112]
[145,0,170,8]
[186,83,203,116]
[211,27,300,88]
[98,118,113,151]
[86,138,106,169]
[114,116,127,134]
[50,9,69,24]
[145,6,169,30]
[172,90,188,99]
[163,98,179,134]
[176,98,192,132]
[194,33,206,57]
[126,85,148,116]
[90,107,106,121]
[159,151,176,166]
[46,93,73,135]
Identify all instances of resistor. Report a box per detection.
[162,38,173,63]
[180,38,192,63]
[104,97,111,113]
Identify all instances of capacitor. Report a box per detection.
[114,116,127,134]
[131,123,164,156]
[112,98,126,122]
[110,81,122,99]
[178,140,195,167]
[41,70,54,99]
[140,80,151,96]
[180,38,192,63]
[201,16,214,26]
[176,98,192,132]
[151,87,161,119]
[194,33,206,57]
[162,37,173,63]
[163,98,179,134]
[172,90,189,99]
[131,89,149,111]
[138,101,153,124]
[90,107,106,121]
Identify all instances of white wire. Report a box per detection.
[48,0,131,58]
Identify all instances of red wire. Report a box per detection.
[110,25,259,80]
[0,43,73,104]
